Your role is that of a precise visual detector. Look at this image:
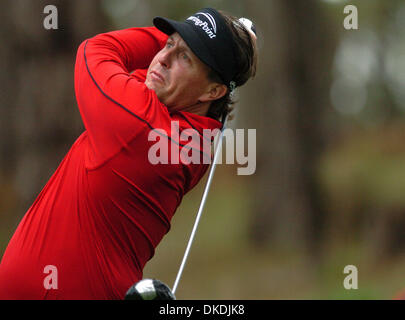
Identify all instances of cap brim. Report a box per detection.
[153,17,221,81]
[153,17,178,36]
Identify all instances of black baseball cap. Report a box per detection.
[153,8,238,89]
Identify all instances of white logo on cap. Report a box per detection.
[187,12,217,39]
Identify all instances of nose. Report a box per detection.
[158,48,172,69]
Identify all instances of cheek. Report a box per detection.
[171,74,196,98]
[172,67,200,90]
[145,57,163,91]
[169,75,207,107]
[183,72,208,97]
[147,56,159,77]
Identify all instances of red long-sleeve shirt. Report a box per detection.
[0,27,221,300]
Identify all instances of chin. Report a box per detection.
[144,78,153,90]
[151,88,168,105]
[145,80,171,105]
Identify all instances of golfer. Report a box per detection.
[0,8,257,299]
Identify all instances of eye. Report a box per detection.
[181,53,189,60]
[166,41,174,48]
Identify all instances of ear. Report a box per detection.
[198,83,228,103]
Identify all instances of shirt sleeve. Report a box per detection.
[74,27,169,167]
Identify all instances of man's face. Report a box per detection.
[145,33,214,111]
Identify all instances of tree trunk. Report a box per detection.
[241,0,338,255]
[0,0,108,219]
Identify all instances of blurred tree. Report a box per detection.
[0,0,108,227]
[242,0,339,256]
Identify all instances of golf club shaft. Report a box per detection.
[172,120,227,295]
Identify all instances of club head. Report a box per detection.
[124,279,176,300]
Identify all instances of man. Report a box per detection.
[0,8,257,299]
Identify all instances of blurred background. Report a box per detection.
[1,0,405,299]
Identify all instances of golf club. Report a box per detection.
[125,116,228,300]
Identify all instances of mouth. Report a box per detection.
[150,70,165,83]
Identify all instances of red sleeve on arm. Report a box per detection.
[74,27,169,167]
